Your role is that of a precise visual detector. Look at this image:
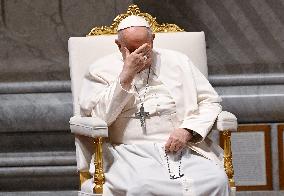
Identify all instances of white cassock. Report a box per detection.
[79,48,230,196]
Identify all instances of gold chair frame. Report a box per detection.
[83,4,235,194]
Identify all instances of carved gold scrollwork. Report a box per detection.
[223,131,235,187]
[93,137,105,194]
[88,4,184,36]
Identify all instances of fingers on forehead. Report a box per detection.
[135,43,150,53]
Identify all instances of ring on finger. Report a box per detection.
[143,55,147,61]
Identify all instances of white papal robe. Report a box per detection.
[79,48,229,196]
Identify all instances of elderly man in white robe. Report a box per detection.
[79,16,229,196]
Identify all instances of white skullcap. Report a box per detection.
[117,15,150,31]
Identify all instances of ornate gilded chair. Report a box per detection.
[68,4,237,196]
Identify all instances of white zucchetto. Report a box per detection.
[117,15,150,31]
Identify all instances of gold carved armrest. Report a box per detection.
[70,116,108,194]
[217,111,238,188]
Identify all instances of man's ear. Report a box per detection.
[115,39,122,51]
[152,33,155,40]
[150,34,155,48]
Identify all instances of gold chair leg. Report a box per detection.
[93,137,105,194]
[223,130,235,187]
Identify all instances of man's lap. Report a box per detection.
[82,142,229,196]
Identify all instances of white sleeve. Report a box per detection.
[179,61,222,143]
[79,73,135,126]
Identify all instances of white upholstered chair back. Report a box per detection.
[68,31,208,115]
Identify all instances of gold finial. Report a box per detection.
[88,4,184,36]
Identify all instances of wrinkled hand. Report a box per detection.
[123,43,152,73]
[119,43,152,89]
[165,128,193,153]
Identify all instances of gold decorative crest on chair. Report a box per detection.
[88,4,184,36]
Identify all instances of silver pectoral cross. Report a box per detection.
[135,104,150,128]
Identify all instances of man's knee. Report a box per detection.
[127,176,155,195]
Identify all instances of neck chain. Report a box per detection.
[134,67,151,128]
[165,150,184,180]
[134,67,151,103]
